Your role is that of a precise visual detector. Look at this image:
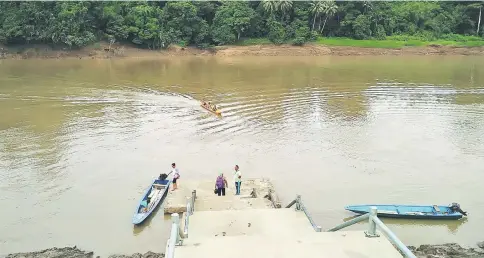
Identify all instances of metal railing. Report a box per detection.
[328,207,417,258]
[183,190,196,237]
[166,190,196,258]
[165,213,183,258]
[286,195,322,232]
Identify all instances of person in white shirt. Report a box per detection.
[171,163,180,191]
[233,165,241,195]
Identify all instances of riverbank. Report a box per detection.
[5,247,164,258]
[408,243,484,257]
[2,40,484,60]
[5,242,484,258]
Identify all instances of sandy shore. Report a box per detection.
[2,42,484,60]
[5,242,484,258]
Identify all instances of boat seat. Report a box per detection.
[405,212,425,215]
[433,205,441,213]
[148,189,157,199]
[149,189,161,199]
[378,210,399,215]
[153,184,166,189]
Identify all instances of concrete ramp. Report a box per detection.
[175,232,402,258]
[193,195,272,211]
[167,179,404,258]
[187,208,315,239]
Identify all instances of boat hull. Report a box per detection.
[345,204,463,220]
[200,102,221,116]
[132,179,171,225]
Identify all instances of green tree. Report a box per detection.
[321,1,338,34]
[125,4,166,49]
[278,0,293,22]
[260,0,292,22]
[1,1,484,49]
[162,2,201,45]
[310,1,325,32]
[290,19,310,45]
[362,1,372,14]
[211,1,255,43]
[100,2,129,41]
[267,16,285,44]
[353,14,372,39]
[468,2,484,35]
[260,0,278,17]
[211,25,235,45]
[52,2,97,47]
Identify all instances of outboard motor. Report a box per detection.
[159,173,168,180]
[449,203,467,216]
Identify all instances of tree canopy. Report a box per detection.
[0,1,483,48]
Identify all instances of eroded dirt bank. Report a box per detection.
[5,242,484,258]
[2,42,484,60]
[5,247,164,258]
[408,243,484,257]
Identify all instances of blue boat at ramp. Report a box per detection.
[345,203,467,220]
[132,178,171,225]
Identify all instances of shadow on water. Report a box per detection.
[342,215,468,234]
[132,203,171,236]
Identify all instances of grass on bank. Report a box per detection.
[237,35,484,48]
[316,36,484,48]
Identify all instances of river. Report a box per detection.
[0,56,483,256]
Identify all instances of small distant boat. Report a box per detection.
[200,101,222,116]
[345,203,467,220]
[132,178,171,225]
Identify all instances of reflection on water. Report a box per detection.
[342,215,468,234]
[132,205,170,236]
[0,56,483,255]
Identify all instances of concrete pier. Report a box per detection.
[176,230,403,258]
[164,178,277,214]
[175,207,402,258]
[166,178,404,258]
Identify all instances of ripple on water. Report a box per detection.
[2,58,484,255]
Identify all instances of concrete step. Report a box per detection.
[186,208,316,239]
[194,195,272,211]
[175,231,402,258]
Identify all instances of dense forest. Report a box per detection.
[0,1,483,49]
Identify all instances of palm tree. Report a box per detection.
[260,0,278,16]
[320,1,338,35]
[260,0,292,22]
[277,0,293,22]
[469,2,484,36]
[479,5,482,36]
[310,1,326,32]
[362,1,372,14]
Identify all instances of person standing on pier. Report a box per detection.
[215,173,228,196]
[234,165,241,195]
[171,163,180,191]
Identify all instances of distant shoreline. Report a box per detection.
[2,40,484,60]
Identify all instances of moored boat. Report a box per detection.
[132,178,171,225]
[345,203,467,220]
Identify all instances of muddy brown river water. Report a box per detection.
[0,56,483,256]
